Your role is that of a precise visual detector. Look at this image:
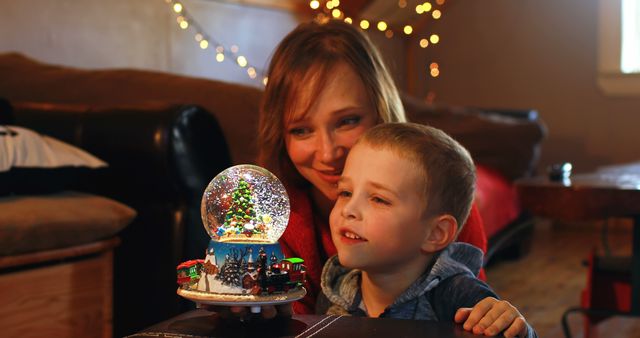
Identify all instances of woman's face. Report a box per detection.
[284,62,378,203]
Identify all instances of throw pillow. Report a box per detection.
[0,125,107,195]
[0,191,136,256]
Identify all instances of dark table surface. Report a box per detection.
[128,309,478,338]
[516,161,640,314]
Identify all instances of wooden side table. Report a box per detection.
[0,238,119,338]
[515,162,640,337]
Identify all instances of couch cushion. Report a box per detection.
[0,125,107,196]
[0,191,136,256]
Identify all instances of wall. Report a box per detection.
[0,0,300,88]
[409,0,640,172]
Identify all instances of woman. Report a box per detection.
[257,20,487,314]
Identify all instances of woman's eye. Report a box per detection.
[289,127,310,137]
[338,116,361,127]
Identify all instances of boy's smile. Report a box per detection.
[329,142,435,274]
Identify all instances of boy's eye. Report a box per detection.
[337,190,352,198]
[371,196,391,205]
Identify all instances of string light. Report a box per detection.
[165,0,264,84]
[403,25,413,35]
[308,0,448,87]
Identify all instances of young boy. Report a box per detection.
[320,123,537,338]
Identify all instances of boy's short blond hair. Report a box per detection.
[359,123,476,233]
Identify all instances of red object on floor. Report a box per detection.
[580,249,632,338]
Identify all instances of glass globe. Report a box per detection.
[201,165,290,243]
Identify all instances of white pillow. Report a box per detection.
[0,125,107,195]
[0,125,107,172]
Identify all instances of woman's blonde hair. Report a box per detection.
[257,20,406,185]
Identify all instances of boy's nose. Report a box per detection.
[341,196,362,220]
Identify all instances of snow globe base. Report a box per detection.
[177,240,307,307]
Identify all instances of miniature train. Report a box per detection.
[251,257,306,294]
[176,256,306,295]
[176,259,205,287]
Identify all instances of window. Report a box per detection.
[598,0,640,96]
[621,0,640,73]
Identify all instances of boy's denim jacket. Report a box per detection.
[319,243,537,338]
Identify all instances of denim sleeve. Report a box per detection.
[430,273,538,338]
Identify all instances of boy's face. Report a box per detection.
[329,143,435,273]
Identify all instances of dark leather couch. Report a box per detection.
[0,53,546,336]
[8,102,232,336]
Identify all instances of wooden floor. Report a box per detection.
[486,219,640,338]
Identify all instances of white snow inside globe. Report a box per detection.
[201,164,290,244]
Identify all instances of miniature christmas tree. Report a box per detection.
[216,178,270,241]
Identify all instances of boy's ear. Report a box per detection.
[421,214,458,253]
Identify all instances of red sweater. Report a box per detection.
[279,186,488,314]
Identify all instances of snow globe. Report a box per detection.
[176,165,306,312]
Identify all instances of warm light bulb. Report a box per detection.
[422,2,432,12]
[216,53,224,62]
[436,0,445,4]
[216,46,224,53]
[332,9,341,18]
[326,1,334,9]
[385,30,394,39]
[194,33,203,42]
[429,62,439,69]
[430,68,440,77]
[247,67,257,79]
[173,3,183,13]
[404,25,413,35]
[377,21,387,31]
[398,0,407,8]
[420,39,429,48]
[432,9,441,19]
[416,4,424,14]
[344,17,352,24]
[309,0,320,10]
[263,77,269,86]
[332,0,340,7]
[237,56,248,67]
[430,34,440,44]
[179,20,189,29]
[360,20,370,30]
[199,40,209,49]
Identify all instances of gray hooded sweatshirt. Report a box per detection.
[319,243,537,338]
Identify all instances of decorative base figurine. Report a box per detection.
[176,165,306,312]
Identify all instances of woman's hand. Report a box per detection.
[454,297,529,337]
